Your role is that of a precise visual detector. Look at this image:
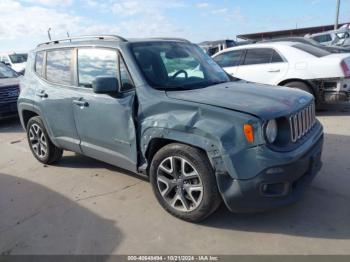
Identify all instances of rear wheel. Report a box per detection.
[150,143,221,222]
[283,81,313,95]
[27,116,63,164]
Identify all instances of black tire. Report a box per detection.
[26,116,63,164]
[283,81,314,95]
[150,143,221,222]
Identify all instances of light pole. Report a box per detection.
[335,0,341,30]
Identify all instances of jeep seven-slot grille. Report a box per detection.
[289,102,316,143]
[0,85,20,103]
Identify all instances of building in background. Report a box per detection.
[237,22,350,41]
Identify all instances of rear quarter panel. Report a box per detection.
[278,45,347,81]
[18,51,37,129]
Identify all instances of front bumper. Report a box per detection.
[217,134,323,213]
[0,101,18,119]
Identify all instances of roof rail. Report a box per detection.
[37,35,127,47]
[150,37,191,43]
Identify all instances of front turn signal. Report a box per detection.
[243,124,254,143]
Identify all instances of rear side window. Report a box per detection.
[293,43,330,57]
[46,49,72,85]
[271,50,284,63]
[35,51,44,77]
[243,48,272,65]
[242,48,284,65]
[213,50,244,67]
[77,48,118,88]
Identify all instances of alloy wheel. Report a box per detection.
[29,123,48,159]
[156,156,203,212]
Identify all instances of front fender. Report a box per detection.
[141,127,228,175]
[139,102,263,179]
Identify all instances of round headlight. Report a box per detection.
[265,119,278,143]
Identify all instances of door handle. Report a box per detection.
[73,99,88,107]
[268,69,281,73]
[36,90,48,98]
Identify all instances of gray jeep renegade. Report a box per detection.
[18,35,324,222]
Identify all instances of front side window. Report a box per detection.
[213,50,244,67]
[35,51,44,77]
[131,42,230,90]
[119,57,134,92]
[77,48,118,88]
[46,49,72,85]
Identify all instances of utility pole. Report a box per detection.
[335,0,341,30]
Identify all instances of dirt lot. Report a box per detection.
[0,109,349,255]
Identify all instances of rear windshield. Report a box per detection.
[292,43,330,57]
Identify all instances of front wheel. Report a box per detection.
[149,143,221,222]
[27,116,63,164]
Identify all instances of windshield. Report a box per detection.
[131,42,230,90]
[9,54,27,64]
[0,63,18,78]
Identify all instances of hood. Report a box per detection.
[11,62,26,73]
[0,77,20,88]
[166,81,313,120]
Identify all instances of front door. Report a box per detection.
[72,48,138,172]
[213,49,244,77]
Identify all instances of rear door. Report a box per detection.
[213,50,244,77]
[235,48,288,85]
[72,47,138,172]
[34,49,81,152]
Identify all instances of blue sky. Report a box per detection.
[0,0,349,51]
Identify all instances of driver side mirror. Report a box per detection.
[92,76,120,94]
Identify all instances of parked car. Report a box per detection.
[213,41,350,106]
[198,39,236,56]
[0,62,21,119]
[261,37,350,53]
[0,52,27,74]
[18,35,323,222]
[306,27,350,48]
[306,31,335,46]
